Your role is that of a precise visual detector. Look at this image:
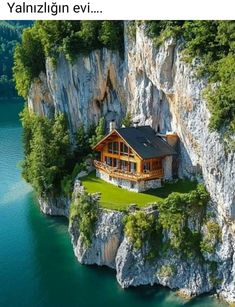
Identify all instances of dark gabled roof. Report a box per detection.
[115,126,177,159]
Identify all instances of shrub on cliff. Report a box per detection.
[123,210,163,261]
[21,106,107,197]
[70,191,99,247]
[121,112,132,127]
[200,220,222,254]
[123,184,210,260]
[158,184,209,257]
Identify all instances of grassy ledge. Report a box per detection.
[80,171,197,211]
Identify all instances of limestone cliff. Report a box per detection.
[28,23,235,303]
[68,182,234,303]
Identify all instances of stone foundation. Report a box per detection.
[96,169,161,192]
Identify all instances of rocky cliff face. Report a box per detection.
[70,208,124,269]
[38,195,70,217]
[68,183,235,303]
[28,23,235,303]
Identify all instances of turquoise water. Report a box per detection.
[0,100,225,307]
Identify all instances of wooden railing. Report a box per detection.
[94,160,163,181]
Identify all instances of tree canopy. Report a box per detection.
[0,21,32,97]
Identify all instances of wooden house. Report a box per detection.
[93,125,177,192]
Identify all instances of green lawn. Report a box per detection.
[80,171,197,211]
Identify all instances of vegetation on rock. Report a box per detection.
[70,191,99,247]
[14,20,235,138]
[123,211,161,250]
[200,220,222,254]
[145,21,235,137]
[158,183,209,257]
[89,117,105,148]
[121,112,132,128]
[13,21,124,98]
[123,184,212,261]
[158,264,176,278]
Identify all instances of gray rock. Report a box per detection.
[70,208,124,269]
[38,196,69,217]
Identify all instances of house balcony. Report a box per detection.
[94,160,164,182]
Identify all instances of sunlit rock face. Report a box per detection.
[28,22,235,303]
[70,208,124,269]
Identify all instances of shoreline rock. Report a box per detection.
[38,196,70,217]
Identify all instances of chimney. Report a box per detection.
[109,120,116,132]
[166,132,178,147]
[133,120,139,128]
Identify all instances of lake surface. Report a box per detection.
[0,100,225,307]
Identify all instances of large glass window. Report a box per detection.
[108,141,119,154]
[120,142,128,155]
[130,162,137,173]
[108,142,113,153]
[113,158,118,168]
[120,160,129,171]
[105,156,112,166]
[113,142,119,154]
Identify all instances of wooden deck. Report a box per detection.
[94,160,163,182]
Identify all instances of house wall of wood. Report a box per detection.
[99,135,163,174]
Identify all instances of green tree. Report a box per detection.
[21,111,72,196]
[76,124,90,157]
[121,112,132,127]
[13,25,45,98]
[99,21,124,52]
[23,117,52,195]
[90,117,106,147]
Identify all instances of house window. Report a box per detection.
[108,141,119,154]
[120,160,129,171]
[108,142,113,153]
[129,149,134,158]
[143,161,151,172]
[120,142,128,155]
[113,158,118,168]
[105,156,112,166]
[113,142,119,154]
[130,162,137,173]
